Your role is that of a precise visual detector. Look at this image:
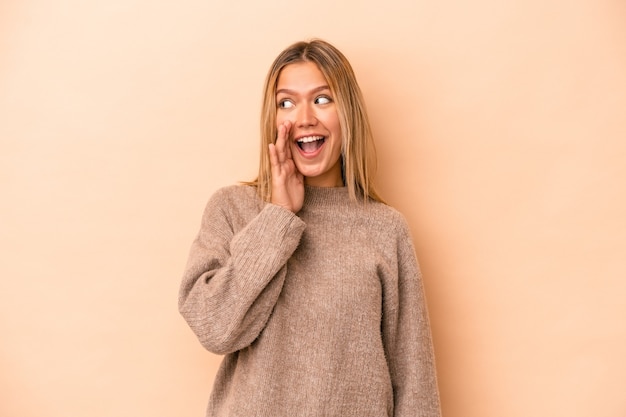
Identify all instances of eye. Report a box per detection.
[315,96,332,105]
[278,99,294,109]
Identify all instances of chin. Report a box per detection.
[298,167,325,179]
[294,162,318,176]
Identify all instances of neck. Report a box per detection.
[304,172,344,188]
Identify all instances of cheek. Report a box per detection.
[275,112,292,127]
[326,113,342,138]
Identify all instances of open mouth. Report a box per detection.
[296,135,326,153]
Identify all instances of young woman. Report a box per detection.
[179,39,441,417]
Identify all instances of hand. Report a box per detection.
[269,121,304,213]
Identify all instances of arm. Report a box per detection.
[382,219,441,417]
[178,187,306,354]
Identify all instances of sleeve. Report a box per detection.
[178,188,306,355]
[381,216,442,417]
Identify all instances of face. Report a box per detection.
[275,61,343,187]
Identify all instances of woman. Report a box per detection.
[179,39,441,417]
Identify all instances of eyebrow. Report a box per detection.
[275,85,331,96]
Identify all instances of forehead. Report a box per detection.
[276,61,329,92]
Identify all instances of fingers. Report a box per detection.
[268,143,278,170]
[269,121,290,177]
[269,121,295,183]
[275,121,292,163]
[282,121,292,159]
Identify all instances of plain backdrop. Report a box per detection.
[1,0,625,416]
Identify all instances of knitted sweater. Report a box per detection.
[179,185,441,417]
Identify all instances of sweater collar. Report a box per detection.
[303,185,351,207]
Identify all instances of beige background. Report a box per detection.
[2,0,625,416]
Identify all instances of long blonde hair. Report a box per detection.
[247,39,384,204]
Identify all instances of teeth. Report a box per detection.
[297,136,324,143]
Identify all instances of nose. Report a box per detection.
[295,103,317,128]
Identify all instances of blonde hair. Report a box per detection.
[247,39,384,204]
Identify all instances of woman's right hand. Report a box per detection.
[269,121,304,213]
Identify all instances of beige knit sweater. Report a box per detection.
[179,185,441,417]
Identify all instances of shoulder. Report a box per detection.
[209,184,259,205]
[362,200,412,238]
[203,184,264,219]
